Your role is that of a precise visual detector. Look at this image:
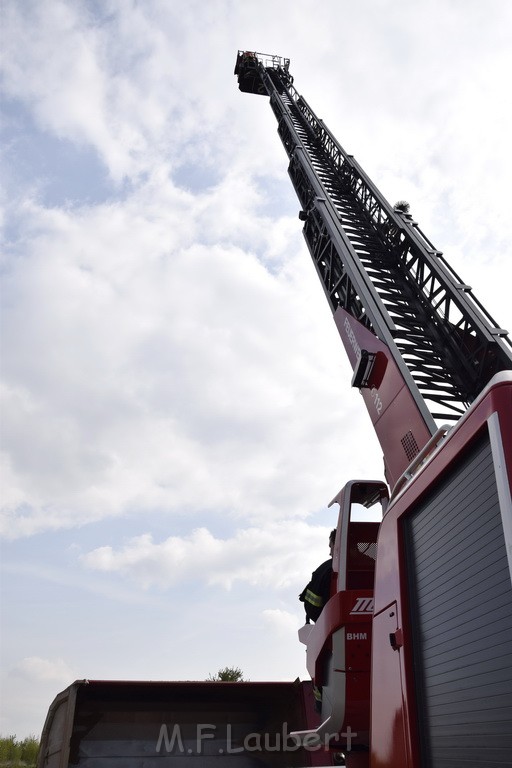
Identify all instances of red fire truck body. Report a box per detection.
[370,372,512,766]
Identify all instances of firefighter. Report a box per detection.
[299,529,336,623]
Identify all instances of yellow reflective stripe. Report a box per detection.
[313,685,322,701]
[304,589,323,608]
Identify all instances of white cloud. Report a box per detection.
[1,162,373,539]
[0,0,287,185]
[81,522,333,590]
[261,609,300,637]
[2,3,120,170]
[13,656,76,684]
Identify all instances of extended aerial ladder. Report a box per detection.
[235,52,512,767]
[234,51,512,488]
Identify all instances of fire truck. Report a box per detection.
[36,52,512,768]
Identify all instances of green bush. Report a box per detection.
[0,735,39,767]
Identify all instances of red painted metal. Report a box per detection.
[334,308,433,490]
[296,481,387,760]
[370,374,512,767]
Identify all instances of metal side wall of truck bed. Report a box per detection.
[37,679,336,767]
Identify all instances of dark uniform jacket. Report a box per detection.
[299,558,333,623]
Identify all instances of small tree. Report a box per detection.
[207,666,246,682]
[20,736,39,766]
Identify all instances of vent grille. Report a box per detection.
[357,542,378,561]
[401,430,420,461]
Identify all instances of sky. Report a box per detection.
[1,0,512,738]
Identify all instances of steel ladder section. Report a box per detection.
[263,70,512,421]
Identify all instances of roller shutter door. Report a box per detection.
[406,435,512,767]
